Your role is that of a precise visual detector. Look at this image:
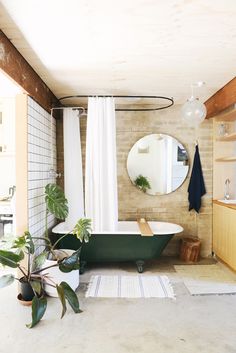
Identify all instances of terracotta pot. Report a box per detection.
[17,293,33,306]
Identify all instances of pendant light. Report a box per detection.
[181,82,207,126]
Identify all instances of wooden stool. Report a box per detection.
[180,237,201,262]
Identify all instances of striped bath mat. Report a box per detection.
[85,275,175,298]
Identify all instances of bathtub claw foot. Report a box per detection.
[79,261,87,274]
[136,260,145,273]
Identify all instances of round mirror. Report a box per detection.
[127,134,189,195]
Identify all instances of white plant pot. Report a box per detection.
[42,249,80,297]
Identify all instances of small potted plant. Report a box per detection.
[0,183,92,328]
[134,175,151,193]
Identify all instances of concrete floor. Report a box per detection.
[0,257,236,353]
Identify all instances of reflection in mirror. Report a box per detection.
[127,134,189,195]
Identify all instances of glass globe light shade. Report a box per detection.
[181,96,207,126]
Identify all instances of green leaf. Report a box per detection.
[59,248,81,273]
[56,284,67,318]
[24,231,35,254]
[45,183,68,220]
[0,250,24,268]
[12,232,35,254]
[26,296,47,329]
[30,280,42,295]
[0,274,15,288]
[32,251,48,271]
[72,218,92,243]
[134,175,151,193]
[12,235,27,249]
[60,282,81,313]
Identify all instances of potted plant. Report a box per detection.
[0,183,92,328]
[134,175,151,193]
[41,184,90,296]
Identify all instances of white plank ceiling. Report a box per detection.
[0,0,236,105]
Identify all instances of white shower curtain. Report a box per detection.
[85,97,118,232]
[63,109,84,230]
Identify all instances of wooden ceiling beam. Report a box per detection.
[205,77,236,118]
[0,30,59,112]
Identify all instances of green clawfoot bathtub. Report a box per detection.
[52,221,183,273]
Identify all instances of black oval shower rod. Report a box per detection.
[58,95,174,112]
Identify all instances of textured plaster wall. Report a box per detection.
[56,104,213,257]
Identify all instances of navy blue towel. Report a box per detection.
[188,145,206,213]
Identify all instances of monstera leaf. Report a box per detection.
[73,218,92,243]
[13,231,35,254]
[45,183,68,220]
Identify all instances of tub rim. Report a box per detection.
[52,221,183,236]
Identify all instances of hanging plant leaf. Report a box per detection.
[56,284,67,318]
[0,274,15,288]
[0,250,24,268]
[45,183,68,220]
[59,248,81,273]
[60,282,82,313]
[26,296,47,329]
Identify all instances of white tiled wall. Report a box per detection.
[27,97,57,239]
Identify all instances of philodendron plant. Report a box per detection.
[0,183,92,328]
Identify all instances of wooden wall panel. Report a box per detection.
[205,77,236,118]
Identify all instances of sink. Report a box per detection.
[218,199,236,204]
[0,200,13,214]
[0,196,11,202]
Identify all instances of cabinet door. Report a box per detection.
[213,204,228,262]
[228,208,236,270]
[213,204,236,270]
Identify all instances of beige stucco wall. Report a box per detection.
[57,104,213,257]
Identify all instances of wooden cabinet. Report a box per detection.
[213,203,236,270]
[213,118,236,200]
[213,108,236,269]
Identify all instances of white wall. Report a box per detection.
[27,97,57,238]
[0,97,16,198]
